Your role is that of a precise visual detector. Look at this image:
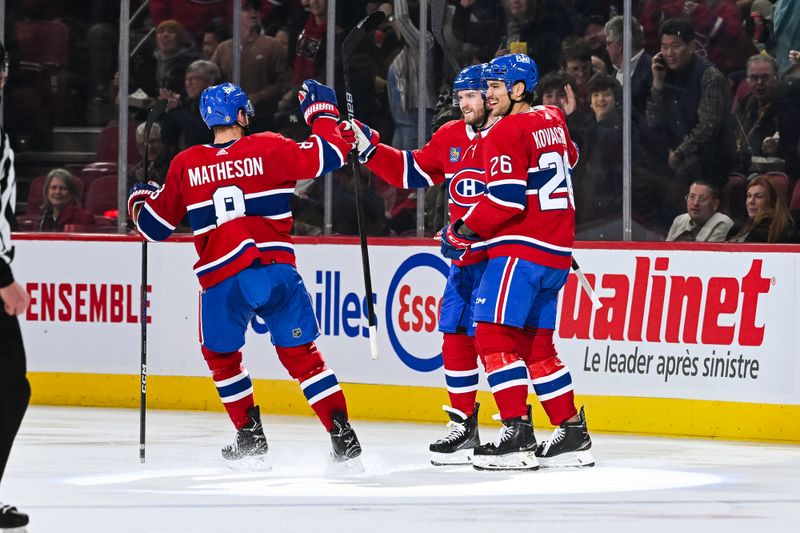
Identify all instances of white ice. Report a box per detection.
[2,406,799,532]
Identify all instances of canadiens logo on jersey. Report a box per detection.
[449,147,461,162]
[447,168,486,207]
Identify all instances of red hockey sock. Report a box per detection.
[475,322,530,420]
[524,328,577,426]
[276,342,347,432]
[442,333,480,415]
[201,346,254,430]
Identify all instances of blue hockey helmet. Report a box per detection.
[482,53,539,97]
[452,63,487,106]
[199,83,255,129]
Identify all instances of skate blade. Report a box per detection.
[472,451,539,471]
[327,455,365,475]
[224,453,272,471]
[537,449,595,468]
[430,448,472,466]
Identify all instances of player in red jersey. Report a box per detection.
[342,64,495,466]
[127,80,362,466]
[442,54,594,470]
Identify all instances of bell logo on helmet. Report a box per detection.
[222,84,235,94]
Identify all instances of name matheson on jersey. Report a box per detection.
[559,257,773,347]
[188,157,264,186]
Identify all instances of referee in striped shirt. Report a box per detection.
[0,40,31,529]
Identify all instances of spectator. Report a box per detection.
[727,174,799,242]
[560,37,594,107]
[452,0,571,76]
[640,0,754,74]
[130,122,171,187]
[37,169,95,232]
[773,0,800,72]
[646,17,735,191]
[604,15,652,116]
[666,180,734,241]
[160,60,219,152]
[734,54,779,174]
[289,0,328,87]
[132,19,199,99]
[769,60,800,181]
[212,1,288,130]
[574,74,625,240]
[150,0,229,44]
[201,24,230,61]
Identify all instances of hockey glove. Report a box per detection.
[127,181,160,225]
[297,79,340,126]
[437,221,479,260]
[350,119,380,163]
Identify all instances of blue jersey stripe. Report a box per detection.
[488,182,526,206]
[445,373,480,389]
[216,374,253,399]
[138,208,174,241]
[486,365,528,388]
[246,192,292,218]
[528,167,567,191]
[485,238,572,256]
[404,152,433,188]
[303,373,340,402]
[319,138,345,175]
[196,241,258,277]
[532,372,573,397]
[186,204,216,233]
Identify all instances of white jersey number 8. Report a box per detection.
[535,151,575,211]
[212,185,247,225]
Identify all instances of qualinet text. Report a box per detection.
[25,282,152,323]
[188,156,264,186]
[559,257,772,347]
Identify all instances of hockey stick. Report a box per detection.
[139,98,167,463]
[430,0,460,76]
[342,11,385,360]
[571,257,601,308]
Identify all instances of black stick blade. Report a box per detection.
[342,11,386,62]
[146,98,168,130]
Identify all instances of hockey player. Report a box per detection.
[342,64,493,466]
[441,54,594,470]
[127,80,362,465]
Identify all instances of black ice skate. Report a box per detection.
[329,412,362,462]
[429,403,481,465]
[221,405,269,467]
[0,502,29,528]
[535,406,595,468]
[472,406,539,471]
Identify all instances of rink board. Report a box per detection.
[13,235,800,442]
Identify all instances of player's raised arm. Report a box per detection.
[264,80,351,182]
[128,166,186,242]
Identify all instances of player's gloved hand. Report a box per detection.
[297,79,340,126]
[127,181,160,224]
[349,119,380,163]
[436,220,479,260]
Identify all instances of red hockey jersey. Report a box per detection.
[365,119,487,265]
[462,105,578,270]
[136,118,348,288]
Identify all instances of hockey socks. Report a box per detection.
[202,347,255,430]
[277,342,348,432]
[475,322,530,420]
[524,328,578,426]
[442,333,480,415]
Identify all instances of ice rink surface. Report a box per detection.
[2,406,799,533]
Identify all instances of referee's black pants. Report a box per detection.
[0,304,30,484]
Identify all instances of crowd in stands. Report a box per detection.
[3,0,800,243]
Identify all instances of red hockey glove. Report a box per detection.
[436,221,479,260]
[298,79,340,126]
[127,181,160,224]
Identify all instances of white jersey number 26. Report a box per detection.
[534,151,575,212]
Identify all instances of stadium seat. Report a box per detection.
[96,121,141,165]
[720,173,747,222]
[764,171,790,201]
[84,175,119,217]
[14,21,69,67]
[791,179,800,211]
[79,162,119,191]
